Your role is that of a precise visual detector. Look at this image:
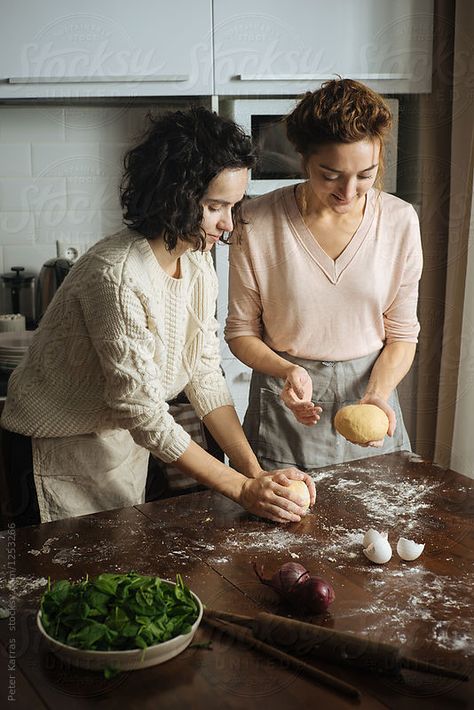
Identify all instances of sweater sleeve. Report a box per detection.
[225,225,264,342]
[80,273,191,464]
[383,206,423,344]
[184,255,234,418]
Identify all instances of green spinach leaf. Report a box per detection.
[40,572,199,653]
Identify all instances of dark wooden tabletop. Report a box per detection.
[0,451,473,709]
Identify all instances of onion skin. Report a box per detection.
[253,561,309,594]
[253,562,335,614]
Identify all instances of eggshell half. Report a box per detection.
[362,529,388,548]
[397,537,425,561]
[363,539,393,564]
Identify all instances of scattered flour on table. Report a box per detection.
[223,528,316,554]
[0,574,48,598]
[51,541,118,567]
[338,565,474,653]
[27,537,59,556]
[208,556,229,564]
[310,463,441,529]
[433,623,472,652]
[217,523,366,563]
[52,546,84,567]
[208,463,472,656]
[312,471,334,485]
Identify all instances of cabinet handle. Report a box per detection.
[7,74,189,84]
[236,73,410,81]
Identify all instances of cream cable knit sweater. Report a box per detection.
[2,230,233,463]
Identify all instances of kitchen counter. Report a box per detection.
[0,452,473,709]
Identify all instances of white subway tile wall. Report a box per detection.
[0,103,189,278]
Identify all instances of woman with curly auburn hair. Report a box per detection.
[226,79,423,470]
[2,106,314,524]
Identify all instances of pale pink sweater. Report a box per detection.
[225,187,423,361]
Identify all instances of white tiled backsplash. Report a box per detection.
[0,103,194,276]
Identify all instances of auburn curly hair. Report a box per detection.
[286,79,393,188]
[120,107,256,250]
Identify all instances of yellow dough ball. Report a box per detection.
[287,480,311,512]
[334,404,389,444]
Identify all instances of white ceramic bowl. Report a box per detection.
[37,583,203,672]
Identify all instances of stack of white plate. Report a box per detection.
[0,314,26,333]
[0,330,35,373]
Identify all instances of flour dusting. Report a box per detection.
[205,460,473,658]
[0,574,48,598]
[310,464,439,529]
[338,565,474,653]
[27,537,59,556]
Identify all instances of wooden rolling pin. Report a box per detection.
[204,609,469,681]
[203,616,361,701]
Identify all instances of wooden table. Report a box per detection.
[0,452,473,709]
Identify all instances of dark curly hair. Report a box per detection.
[286,79,393,188]
[120,106,257,250]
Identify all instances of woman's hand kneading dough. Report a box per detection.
[240,469,315,523]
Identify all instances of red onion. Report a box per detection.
[290,575,335,614]
[253,561,335,615]
[253,561,309,594]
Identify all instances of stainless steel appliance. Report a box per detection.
[35,257,73,322]
[0,266,36,328]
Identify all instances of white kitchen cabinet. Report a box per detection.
[0,0,213,98]
[214,0,434,95]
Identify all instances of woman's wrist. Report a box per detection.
[229,454,264,479]
[362,390,390,404]
[244,465,265,479]
[281,361,301,380]
[221,469,249,503]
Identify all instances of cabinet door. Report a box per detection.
[214,0,433,95]
[0,0,212,98]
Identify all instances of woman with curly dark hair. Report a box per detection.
[226,79,423,470]
[2,107,314,524]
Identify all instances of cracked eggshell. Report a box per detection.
[397,537,425,561]
[362,529,388,548]
[363,538,392,564]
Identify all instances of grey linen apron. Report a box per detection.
[243,350,411,472]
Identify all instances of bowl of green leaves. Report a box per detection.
[37,572,203,672]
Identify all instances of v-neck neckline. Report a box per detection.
[283,186,377,284]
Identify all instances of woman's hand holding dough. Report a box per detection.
[360,394,396,445]
[239,468,315,523]
[334,398,394,448]
[280,365,322,426]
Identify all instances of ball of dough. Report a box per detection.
[334,404,389,444]
[287,480,311,512]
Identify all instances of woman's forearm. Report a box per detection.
[202,405,262,477]
[364,341,417,401]
[228,335,293,379]
[173,438,248,501]
[173,436,314,523]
